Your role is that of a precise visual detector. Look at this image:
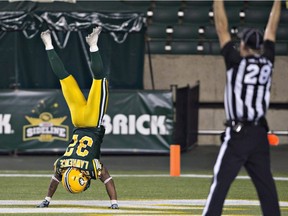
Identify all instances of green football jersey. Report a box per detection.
[54,126,105,179]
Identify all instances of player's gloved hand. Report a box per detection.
[110,204,119,209]
[37,199,50,208]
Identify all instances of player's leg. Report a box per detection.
[41,30,87,127]
[86,26,107,80]
[85,27,109,127]
[59,76,87,127]
[84,78,108,127]
[244,129,280,216]
[86,27,106,79]
[202,127,244,216]
[41,30,69,80]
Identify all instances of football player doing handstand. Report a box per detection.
[37,27,118,209]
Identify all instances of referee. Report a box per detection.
[203,0,281,215]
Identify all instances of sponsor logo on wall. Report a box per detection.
[103,114,170,135]
[23,112,69,142]
[0,114,14,134]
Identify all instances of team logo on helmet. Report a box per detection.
[62,167,89,193]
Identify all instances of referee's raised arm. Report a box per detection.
[213,0,231,48]
[264,0,281,42]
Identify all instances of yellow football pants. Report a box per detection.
[60,75,108,128]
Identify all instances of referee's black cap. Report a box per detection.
[238,28,264,50]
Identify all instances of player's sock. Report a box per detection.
[47,50,70,80]
[90,51,106,79]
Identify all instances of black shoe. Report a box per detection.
[110,204,119,209]
[37,199,50,208]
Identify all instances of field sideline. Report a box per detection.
[1,173,288,181]
[0,172,288,215]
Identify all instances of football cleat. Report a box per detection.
[110,204,119,209]
[37,199,50,208]
[40,30,53,49]
[62,167,89,193]
[86,26,102,47]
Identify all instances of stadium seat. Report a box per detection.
[180,7,212,25]
[152,0,183,8]
[171,24,200,40]
[225,6,242,26]
[170,41,210,54]
[276,25,288,41]
[225,1,245,8]
[245,1,273,8]
[237,25,266,34]
[210,41,221,55]
[149,7,179,24]
[242,8,271,25]
[183,0,212,7]
[280,8,288,25]
[183,0,243,8]
[209,5,242,26]
[275,42,288,55]
[146,40,169,54]
[203,25,218,40]
[146,23,169,39]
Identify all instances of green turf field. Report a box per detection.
[0,170,287,215]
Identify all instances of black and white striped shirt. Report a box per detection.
[221,41,275,122]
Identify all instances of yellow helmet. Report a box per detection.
[62,167,89,193]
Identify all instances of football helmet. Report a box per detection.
[62,167,89,193]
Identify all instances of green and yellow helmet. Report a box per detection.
[62,167,89,193]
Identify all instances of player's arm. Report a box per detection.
[213,0,231,48]
[100,166,119,209]
[264,0,281,42]
[46,173,62,197]
[37,172,61,208]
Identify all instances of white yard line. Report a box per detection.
[0,173,287,181]
[0,208,182,214]
[1,199,288,206]
[0,200,287,214]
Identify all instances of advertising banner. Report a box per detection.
[103,90,174,153]
[0,90,71,152]
[0,90,173,154]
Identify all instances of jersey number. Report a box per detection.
[244,64,271,85]
[63,135,93,157]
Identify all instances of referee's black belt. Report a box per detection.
[225,117,269,132]
[225,119,261,127]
